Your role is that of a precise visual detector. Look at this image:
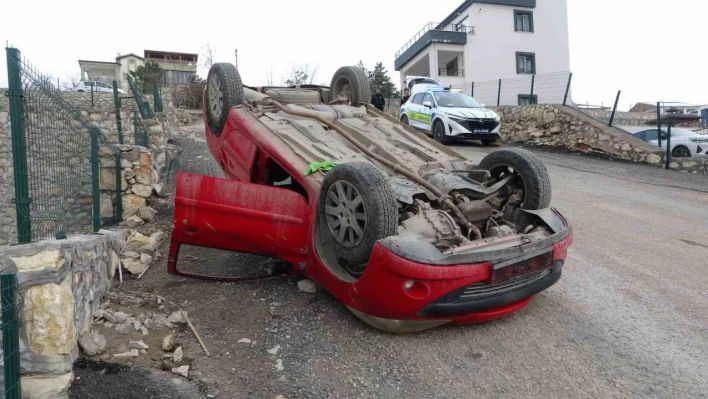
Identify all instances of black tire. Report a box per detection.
[206,63,244,136]
[401,114,409,125]
[318,162,397,274]
[433,120,449,144]
[77,90,85,93]
[671,145,691,158]
[478,148,551,210]
[330,66,370,106]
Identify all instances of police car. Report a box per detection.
[401,84,501,145]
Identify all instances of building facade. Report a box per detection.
[144,50,198,86]
[395,0,570,103]
[116,53,145,89]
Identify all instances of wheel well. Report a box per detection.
[433,117,446,132]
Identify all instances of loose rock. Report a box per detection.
[78,331,107,356]
[115,322,133,335]
[168,310,187,324]
[114,349,139,358]
[173,346,184,362]
[238,338,252,344]
[113,311,130,324]
[129,340,149,350]
[172,365,190,378]
[297,279,319,294]
[162,333,176,351]
[138,206,158,222]
[125,215,145,229]
[140,253,153,265]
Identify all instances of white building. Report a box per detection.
[395,0,570,105]
[116,53,145,90]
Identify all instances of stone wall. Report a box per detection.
[0,90,16,246]
[492,104,664,164]
[664,157,708,175]
[0,231,126,398]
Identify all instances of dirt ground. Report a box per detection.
[71,123,708,399]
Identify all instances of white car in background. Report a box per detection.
[400,85,501,145]
[75,81,124,94]
[632,128,708,158]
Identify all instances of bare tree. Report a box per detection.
[202,42,217,69]
[60,72,81,91]
[282,63,320,86]
[265,67,275,86]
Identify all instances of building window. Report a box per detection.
[518,94,538,105]
[514,10,533,32]
[516,52,536,74]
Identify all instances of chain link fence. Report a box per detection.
[4,47,123,244]
[449,71,573,106]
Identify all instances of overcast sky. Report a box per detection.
[0,0,705,110]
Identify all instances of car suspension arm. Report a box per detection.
[266,99,482,239]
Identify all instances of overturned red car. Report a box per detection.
[168,63,573,333]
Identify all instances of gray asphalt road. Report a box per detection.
[79,131,708,399]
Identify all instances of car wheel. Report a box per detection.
[330,66,370,106]
[77,90,85,93]
[671,145,691,158]
[433,120,449,144]
[478,148,551,210]
[206,63,244,136]
[318,162,397,275]
[401,114,409,125]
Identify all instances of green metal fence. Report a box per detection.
[6,47,123,243]
[126,75,154,119]
[153,83,164,113]
[1,273,21,399]
[133,111,149,147]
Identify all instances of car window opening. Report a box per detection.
[265,159,309,202]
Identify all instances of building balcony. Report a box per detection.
[438,68,465,77]
[395,22,473,71]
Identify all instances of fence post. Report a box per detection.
[664,121,672,169]
[89,127,101,233]
[6,48,32,244]
[134,111,139,146]
[608,90,621,127]
[470,82,475,97]
[497,78,502,106]
[656,102,662,147]
[530,75,535,103]
[91,83,94,107]
[1,274,21,399]
[113,80,123,144]
[114,153,123,219]
[152,83,163,112]
[563,72,573,106]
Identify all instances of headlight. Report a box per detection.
[449,115,464,122]
[494,114,501,122]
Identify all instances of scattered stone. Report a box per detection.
[115,322,133,335]
[140,253,153,265]
[122,259,147,274]
[122,194,147,212]
[162,333,176,351]
[125,215,145,229]
[113,312,130,324]
[78,331,107,356]
[129,340,149,350]
[173,346,184,362]
[153,183,165,197]
[267,345,280,355]
[122,208,138,220]
[138,206,158,222]
[141,326,149,336]
[275,359,284,371]
[104,322,114,329]
[133,319,143,331]
[121,251,140,259]
[297,279,319,294]
[114,349,139,358]
[238,338,252,344]
[172,365,190,378]
[101,312,117,324]
[168,310,187,324]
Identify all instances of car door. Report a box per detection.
[406,93,424,129]
[169,171,311,280]
[95,81,110,93]
[419,93,435,132]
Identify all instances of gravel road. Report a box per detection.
[73,128,708,399]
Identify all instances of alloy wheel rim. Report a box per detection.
[324,181,367,247]
[208,74,223,119]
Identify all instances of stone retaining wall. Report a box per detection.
[492,104,665,164]
[0,231,126,398]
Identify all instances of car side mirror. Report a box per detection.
[423,101,433,109]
